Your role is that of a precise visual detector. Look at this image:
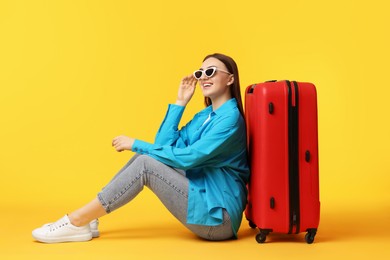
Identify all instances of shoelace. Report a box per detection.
[49,217,69,232]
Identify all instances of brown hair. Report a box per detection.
[202,53,245,119]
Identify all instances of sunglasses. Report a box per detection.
[193,66,232,80]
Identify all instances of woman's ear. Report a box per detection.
[227,75,234,86]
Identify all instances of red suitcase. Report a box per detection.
[244,80,320,244]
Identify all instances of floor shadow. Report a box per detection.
[315,205,390,242]
[99,224,197,241]
[238,205,390,243]
[239,224,308,244]
[93,205,390,243]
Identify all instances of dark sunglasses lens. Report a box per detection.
[194,71,202,79]
[205,68,215,77]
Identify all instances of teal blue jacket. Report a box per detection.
[132,98,249,237]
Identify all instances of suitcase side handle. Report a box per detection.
[269,102,274,114]
[305,150,311,162]
[270,197,275,209]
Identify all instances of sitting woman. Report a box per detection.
[32,53,249,243]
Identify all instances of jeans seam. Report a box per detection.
[105,168,188,211]
[147,169,188,199]
[97,193,110,213]
[107,172,142,206]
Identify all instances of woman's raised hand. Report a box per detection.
[176,75,197,107]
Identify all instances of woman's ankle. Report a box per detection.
[68,212,89,227]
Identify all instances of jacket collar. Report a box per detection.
[209,98,237,116]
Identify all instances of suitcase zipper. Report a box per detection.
[287,81,301,234]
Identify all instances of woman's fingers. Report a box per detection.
[112,136,123,148]
[182,75,196,87]
[112,135,134,152]
[112,136,119,146]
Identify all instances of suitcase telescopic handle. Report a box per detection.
[247,84,257,94]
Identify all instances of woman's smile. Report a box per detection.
[201,82,213,88]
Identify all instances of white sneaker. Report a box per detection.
[89,219,100,238]
[32,215,92,243]
[42,219,100,238]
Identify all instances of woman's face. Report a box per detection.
[198,57,234,100]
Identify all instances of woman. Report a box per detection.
[32,53,249,243]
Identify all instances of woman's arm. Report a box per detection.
[132,114,245,170]
[154,75,197,146]
[112,75,197,152]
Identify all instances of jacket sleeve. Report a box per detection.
[153,104,188,146]
[132,114,242,170]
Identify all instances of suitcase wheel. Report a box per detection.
[255,229,270,244]
[305,229,317,244]
[256,233,266,243]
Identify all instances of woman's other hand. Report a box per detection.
[112,135,135,152]
[176,75,197,107]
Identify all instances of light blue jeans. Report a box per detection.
[97,154,234,241]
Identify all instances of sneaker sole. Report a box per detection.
[91,230,100,238]
[32,232,93,244]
